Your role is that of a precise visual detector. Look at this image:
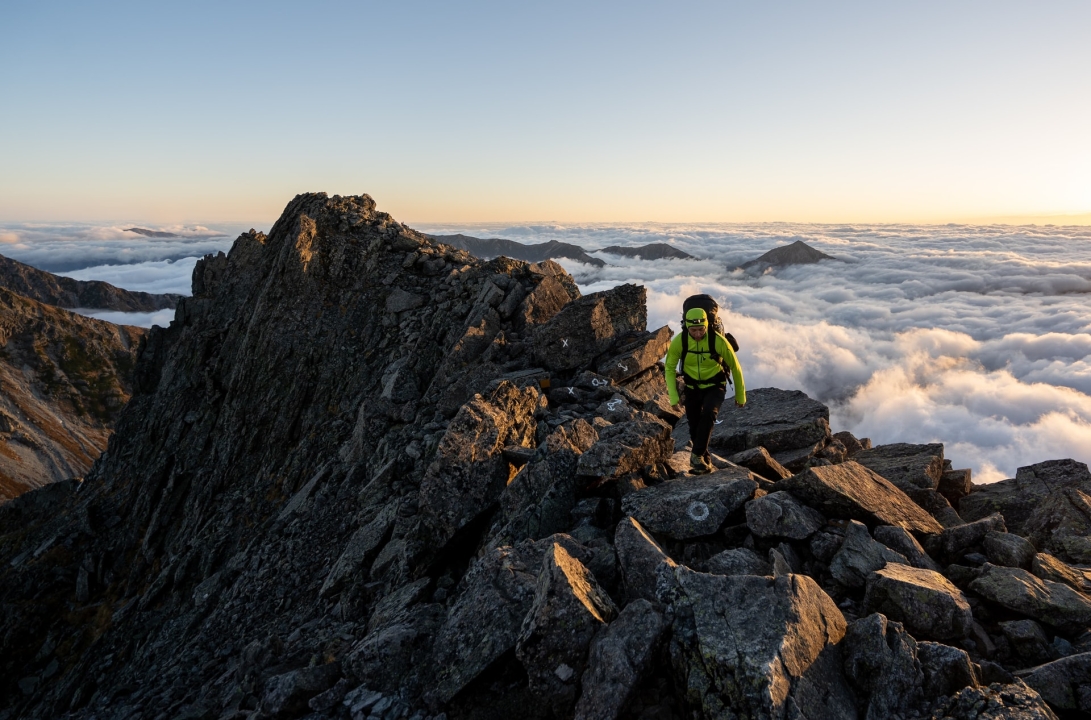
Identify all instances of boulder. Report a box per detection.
[576,416,673,478]
[418,381,540,548]
[745,491,826,540]
[926,513,1007,565]
[939,468,973,505]
[916,642,979,700]
[779,461,944,535]
[854,442,945,491]
[517,543,618,710]
[706,547,773,577]
[1023,488,1091,565]
[519,273,578,327]
[427,536,574,704]
[969,564,1091,631]
[260,663,342,719]
[833,431,868,458]
[1018,652,1091,714]
[320,502,399,597]
[1030,553,1091,594]
[841,613,924,718]
[873,525,943,572]
[959,459,1091,536]
[614,516,677,603]
[659,566,856,720]
[772,441,827,473]
[830,520,910,589]
[595,326,672,383]
[495,418,598,545]
[620,468,756,540]
[863,563,974,641]
[983,531,1037,570]
[532,284,647,371]
[928,681,1059,719]
[342,603,445,698]
[573,599,667,720]
[730,446,793,481]
[708,387,831,455]
[999,620,1054,667]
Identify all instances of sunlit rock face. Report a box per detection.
[0,193,1088,720]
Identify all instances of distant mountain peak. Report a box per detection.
[595,243,695,260]
[125,227,179,238]
[736,240,837,271]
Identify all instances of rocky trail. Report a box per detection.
[1,193,1089,720]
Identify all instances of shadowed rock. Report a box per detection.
[1023,488,1091,565]
[709,387,831,455]
[574,599,667,720]
[984,531,1037,569]
[730,446,793,481]
[746,491,826,540]
[621,467,756,539]
[658,566,856,720]
[927,513,1006,565]
[863,563,973,641]
[1018,652,1091,714]
[959,459,1091,535]
[841,613,924,718]
[614,516,676,603]
[917,642,979,700]
[779,461,944,535]
[830,520,909,588]
[576,415,673,478]
[927,681,1058,719]
[969,564,1091,631]
[999,620,1054,667]
[517,543,618,711]
[706,547,773,576]
[532,284,647,371]
[873,525,943,572]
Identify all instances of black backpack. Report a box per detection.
[680,294,739,385]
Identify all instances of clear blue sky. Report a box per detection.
[2,1,1089,224]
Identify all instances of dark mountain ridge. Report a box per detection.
[0,253,182,312]
[736,239,838,272]
[0,194,1087,720]
[596,243,694,260]
[430,234,606,267]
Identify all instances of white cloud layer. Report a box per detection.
[422,221,1091,483]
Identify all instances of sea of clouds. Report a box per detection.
[3,219,1090,483]
[420,222,1091,483]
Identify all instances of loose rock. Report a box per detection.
[621,468,756,539]
[863,563,973,640]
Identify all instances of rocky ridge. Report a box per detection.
[0,288,144,501]
[735,239,838,274]
[0,193,1089,720]
[0,253,182,312]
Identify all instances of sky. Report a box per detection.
[2,1,1090,224]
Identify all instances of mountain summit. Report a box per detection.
[735,239,837,272]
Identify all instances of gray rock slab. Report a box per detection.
[842,613,924,718]
[730,446,793,481]
[873,524,943,572]
[418,381,540,548]
[927,513,1007,564]
[320,502,399,597]
[745,491,825,540]
[517,543,617,711]
[959,459,1091,536]
[863,563,973,640]
[779,461,944,535]
[595,325,672,383]
[621,468,756,540]
[573,599,666,720]
[1019,652,1091,714]
[659,566,856,720]
[928,681,1059,719]
[615,516,677,603]
[854,442,945,491]
[706,547,773,576]
[707,387,831,455]
[1024,487,1091,565]
[1030,553,1091,594]
[576,416,673,478]
[260,663,342,719]
[984,531,1037,570]
[940,468,973,504]
[969,564,1091,631]
[916,642,978,700]
[999,620,1054,668]
[830,520,909,588]
[532,284,647,371]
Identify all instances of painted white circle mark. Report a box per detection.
[688,501,710,521]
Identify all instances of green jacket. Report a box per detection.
[664,331,746,406]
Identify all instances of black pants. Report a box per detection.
[685,383,727,457]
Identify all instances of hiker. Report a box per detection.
[664,306,745,474]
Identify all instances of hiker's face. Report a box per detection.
[688,326,706,341]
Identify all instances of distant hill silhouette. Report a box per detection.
[430,234,606,267]
[0,253,182,312]
[596,243,694,260]
[125,227,179,238]
[736,240,837,272]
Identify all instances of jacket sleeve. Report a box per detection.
[718,334,745,405]
[664,334,683,405]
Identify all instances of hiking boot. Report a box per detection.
[690,453,713,474]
